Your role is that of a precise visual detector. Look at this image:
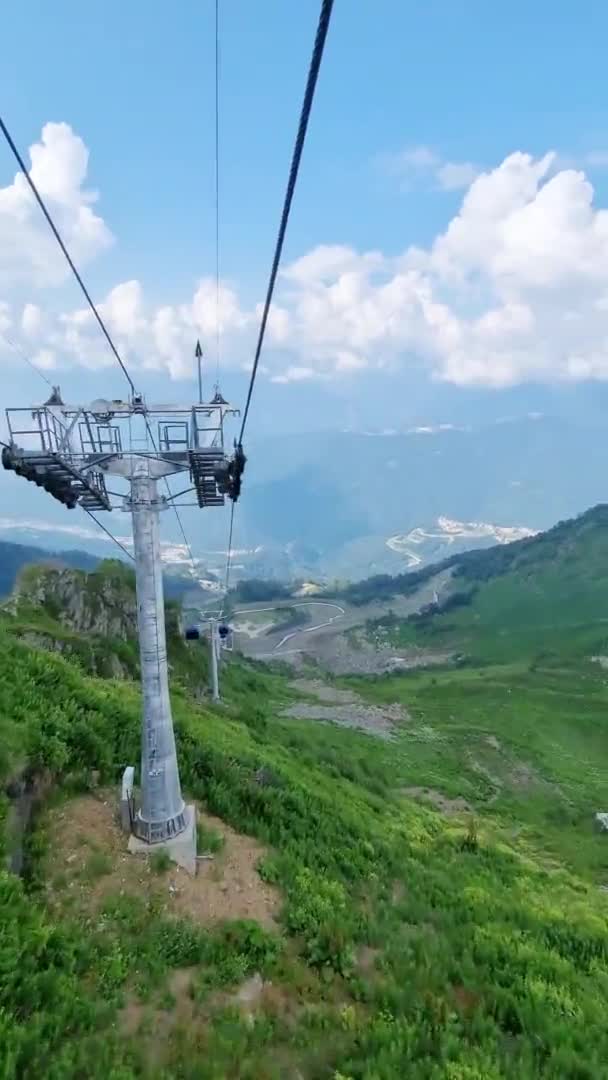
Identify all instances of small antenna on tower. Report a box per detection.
[195,340,203,404]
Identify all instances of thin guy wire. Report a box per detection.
[0,375,132,565]
[82,507,135,561]
[142,412,198,577]
[0,332,53,388]
[0,114,136,395]
[220,499,235,613]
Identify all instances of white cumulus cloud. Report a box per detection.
[0,122,113,286]
[271,151,608,387]
[5,122,608,390]
[379,145,479,192]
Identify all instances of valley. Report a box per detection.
[2,506,608,1076]
[4,414,608,584]
[230,567,451,672]
[4,7,608,1077]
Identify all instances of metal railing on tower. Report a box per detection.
[3,386,240,855]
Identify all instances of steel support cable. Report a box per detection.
[214,0,221,385]
[0,115,136,395]
[168,493,198,576]
[0,436,134,560]
[141,413,198,578]
[82,508,135,562]
[238,0,335,445]
[0,332,53,388]
[0,448,134,564]
[219,499,235,615]
[220,0,335,601]
[0,442,133,563]
[0,124,194,581]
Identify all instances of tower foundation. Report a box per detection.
[128,802,198,875]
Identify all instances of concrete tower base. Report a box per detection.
[128,804,198,875]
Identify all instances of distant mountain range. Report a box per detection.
[0,539,211,606]
[365,503,608,665]
[2,414,608,581]
[386,517,537,569]
[228,414,608,578]
[0,541,98,599]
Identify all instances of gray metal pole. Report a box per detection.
[209,619,220,702]
[130,464,187,842]
[196,341,203,404]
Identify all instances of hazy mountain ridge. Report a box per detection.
[208,415,608,577]
[2,415,607,581]
[0,540,98,599]
[386,516,537,568]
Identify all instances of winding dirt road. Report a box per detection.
[233,601,346,655]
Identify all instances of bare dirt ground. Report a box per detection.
[120,965,303,1070]
[42,795,306,1071]
[282,677,410,739]
[302,632,454,677]
[401,786,473,816]
[233,568,454,676]
[44,792,280,929]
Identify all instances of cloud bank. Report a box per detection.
[3,124,608,388]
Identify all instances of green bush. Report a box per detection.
[196,821,225,855]
[4,573,608,1076]
[82,850,112,881]
[150,848,172,874]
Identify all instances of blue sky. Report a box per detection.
[3,3,608,400]
[3,0,608,551]
[5,0,608,287]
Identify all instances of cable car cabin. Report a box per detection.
[185,626,201,641]
[218,623,233,651]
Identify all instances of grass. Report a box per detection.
[2,549,608,1075]
[343,658,608,880]
[82,850,113,881]
[196,821,225,855]
[150,849,172,874]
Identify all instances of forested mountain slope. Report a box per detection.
[367,504,608,663]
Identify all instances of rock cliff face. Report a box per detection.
[4,557,203,690]
[9,560,138,639]
[5,560,140,679]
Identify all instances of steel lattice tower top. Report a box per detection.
[3,390,240,843]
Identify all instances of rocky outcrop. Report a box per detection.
[4,768,53,875]
[8,560,137,639]
[18,630,135,679]
[3,558,202,689]
[2,561,141,680]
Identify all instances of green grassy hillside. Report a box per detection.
[2,545,608,1077]
[369,504,608,663]
[341,503,608,609]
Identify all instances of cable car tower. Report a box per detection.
[3,379,242,872]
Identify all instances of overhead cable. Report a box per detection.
[214,0,221,384]
[219,500,235,613]
[82,508,135,562]
[238,0,335,444]
[0,114,137,395]
[222,0,335,598]
[0,121,198,579]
